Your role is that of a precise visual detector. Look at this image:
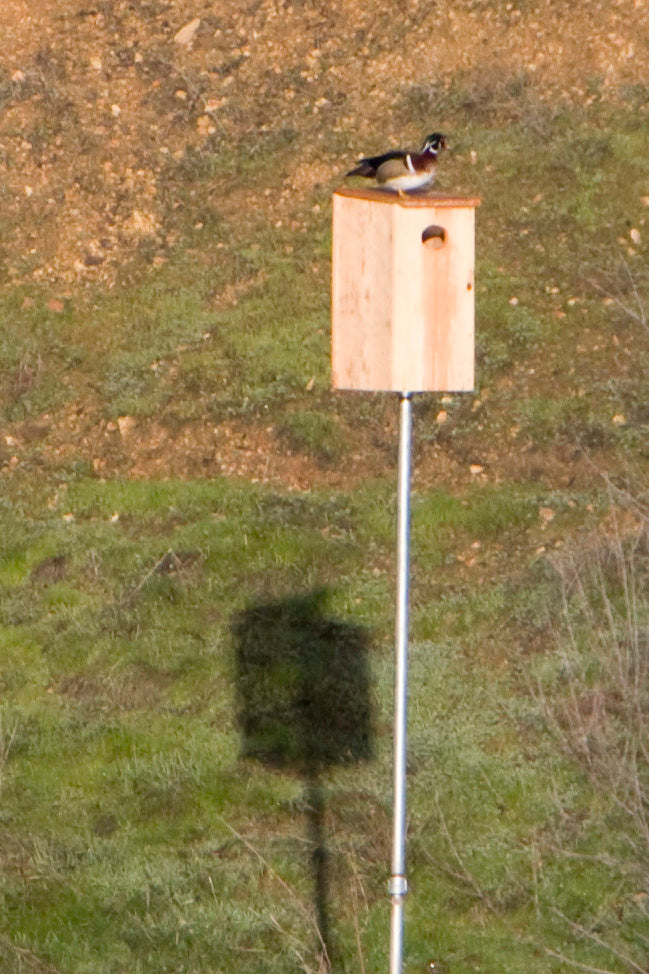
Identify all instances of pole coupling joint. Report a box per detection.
[388,875,408,899]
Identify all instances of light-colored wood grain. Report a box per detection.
[422,206,475,391]
[331,189,478,392]
[332,193,394,390]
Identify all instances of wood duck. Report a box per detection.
[346,133,447,195]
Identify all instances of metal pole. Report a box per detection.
[389,391,413,974]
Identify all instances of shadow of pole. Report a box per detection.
[306,769,332,966]
[231,589,374,970]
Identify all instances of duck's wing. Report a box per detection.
[347,149,405,178]
[374,155,412,181]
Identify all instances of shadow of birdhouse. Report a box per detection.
[231,589,374,969]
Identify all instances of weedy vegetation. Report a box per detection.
[3,2,649,972]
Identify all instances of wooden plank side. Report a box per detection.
[391,206,427,391]
[332,189,476,392]
[331,194,394,390]
[422,207,475,391]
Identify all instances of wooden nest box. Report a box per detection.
[331,188,480,393]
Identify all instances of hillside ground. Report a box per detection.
[3,1,649,972]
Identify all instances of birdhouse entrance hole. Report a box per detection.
[421,224,446,248]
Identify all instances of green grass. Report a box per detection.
[0,474,638,973]
[4,53,649,974]
[4,86,649,456]
[279,410,345,464]
[0,219,330,428]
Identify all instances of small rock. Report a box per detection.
[630,227,641,245]
[174,17,201,47]
[612,413,626,426]
[196,115,216,136]
[117,415,136,438]
[469,463,484,476]
[127,210,158,234]
[435,410,448,424]
[539,507,555,523]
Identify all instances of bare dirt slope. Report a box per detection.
[2,0,648,286]
[2,0,649,490]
